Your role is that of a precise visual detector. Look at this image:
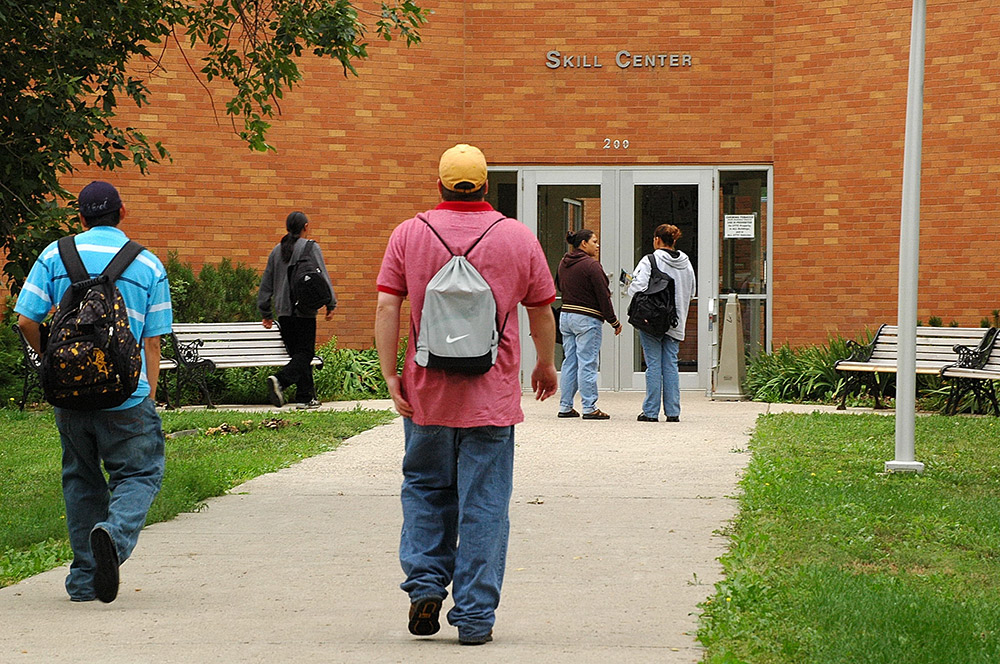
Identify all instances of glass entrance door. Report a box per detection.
[511,168,717,392]
[618,170,714,391]
[519,169,617,390]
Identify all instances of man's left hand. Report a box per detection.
[531,362,558,401]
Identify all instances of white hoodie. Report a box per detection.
[627,248,696,341]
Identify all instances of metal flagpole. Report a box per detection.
[887,0,926,474]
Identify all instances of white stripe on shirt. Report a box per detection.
[21,281,51,304]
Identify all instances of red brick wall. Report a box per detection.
[31,1,1000,351]
[773,0,1000,346]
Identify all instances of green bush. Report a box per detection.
[744,335,859,403]
[165,252,259,323]
[0,304,28,406]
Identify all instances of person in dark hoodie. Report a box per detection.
[556,229,621,420]
[628,223,696,422]
[257,211,337,410]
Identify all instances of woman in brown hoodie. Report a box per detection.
[555,229,622,420]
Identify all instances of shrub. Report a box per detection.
[313,336,405,401]
[0,303,27,406]
[744,335,859,403]
[165,252,259,323]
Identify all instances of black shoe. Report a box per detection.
[90,526,119,604]
[459,630,493,646]
[582,409,610,420]
[557,409,580,418]
[637,414,658,422]
[408,596,443,636]
[296,399,321,410]
[666,415,680,422]
[266,375,285,407]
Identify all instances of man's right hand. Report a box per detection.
[262,318,273,329]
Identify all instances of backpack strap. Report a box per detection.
[646,252,664,280]
[101,241,144,283]
[417,214,507,258]
[57,236,88,285]
[288,238,312,266]
[56,237,143,309]
[464,216,507,257]
[417,214,456,256]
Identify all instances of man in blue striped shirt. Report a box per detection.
[15,181,173,604]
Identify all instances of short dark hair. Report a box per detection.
[82,209,121,228]
[441,185,486,202]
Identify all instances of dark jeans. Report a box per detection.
[276,315,316,403]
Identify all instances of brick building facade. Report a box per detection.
[31,1,1000,392]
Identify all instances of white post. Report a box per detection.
[713,293,747,401]
[887,0,926,474]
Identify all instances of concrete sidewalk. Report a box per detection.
[1,392,836,663]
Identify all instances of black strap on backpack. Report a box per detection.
[56,236,144,309]
[646,254,664,289]
[287,237,314,268]
[643,253,669,294]
[286,237,314,292]
[418,214,507,258]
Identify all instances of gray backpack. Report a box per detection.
[415,215,508,375]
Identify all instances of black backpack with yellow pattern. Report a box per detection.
[41,236,144,410]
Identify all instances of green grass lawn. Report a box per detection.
[699,412,1000,663]
[0,406,395,587]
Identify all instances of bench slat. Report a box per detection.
[878,326,990,339]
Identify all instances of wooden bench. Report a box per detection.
[165,321,322,408]
[940,327,1000,415]
[835,325,997,410]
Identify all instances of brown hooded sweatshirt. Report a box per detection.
[556,249,619,326]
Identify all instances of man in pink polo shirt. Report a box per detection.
[375,144,557,646]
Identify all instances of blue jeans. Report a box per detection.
[399,420,515,640]
[559,313,603,413]
[639,331,681,419]
[55,398,165,601]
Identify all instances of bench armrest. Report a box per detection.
[165,332,215,371]
[11,323,42,372]
[951,327,999,369]
[839,324,886,364]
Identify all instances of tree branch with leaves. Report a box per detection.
[0,0,428,293]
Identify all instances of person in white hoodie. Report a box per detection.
[627,224,696,422]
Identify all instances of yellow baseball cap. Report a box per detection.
[439,144,487,192]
